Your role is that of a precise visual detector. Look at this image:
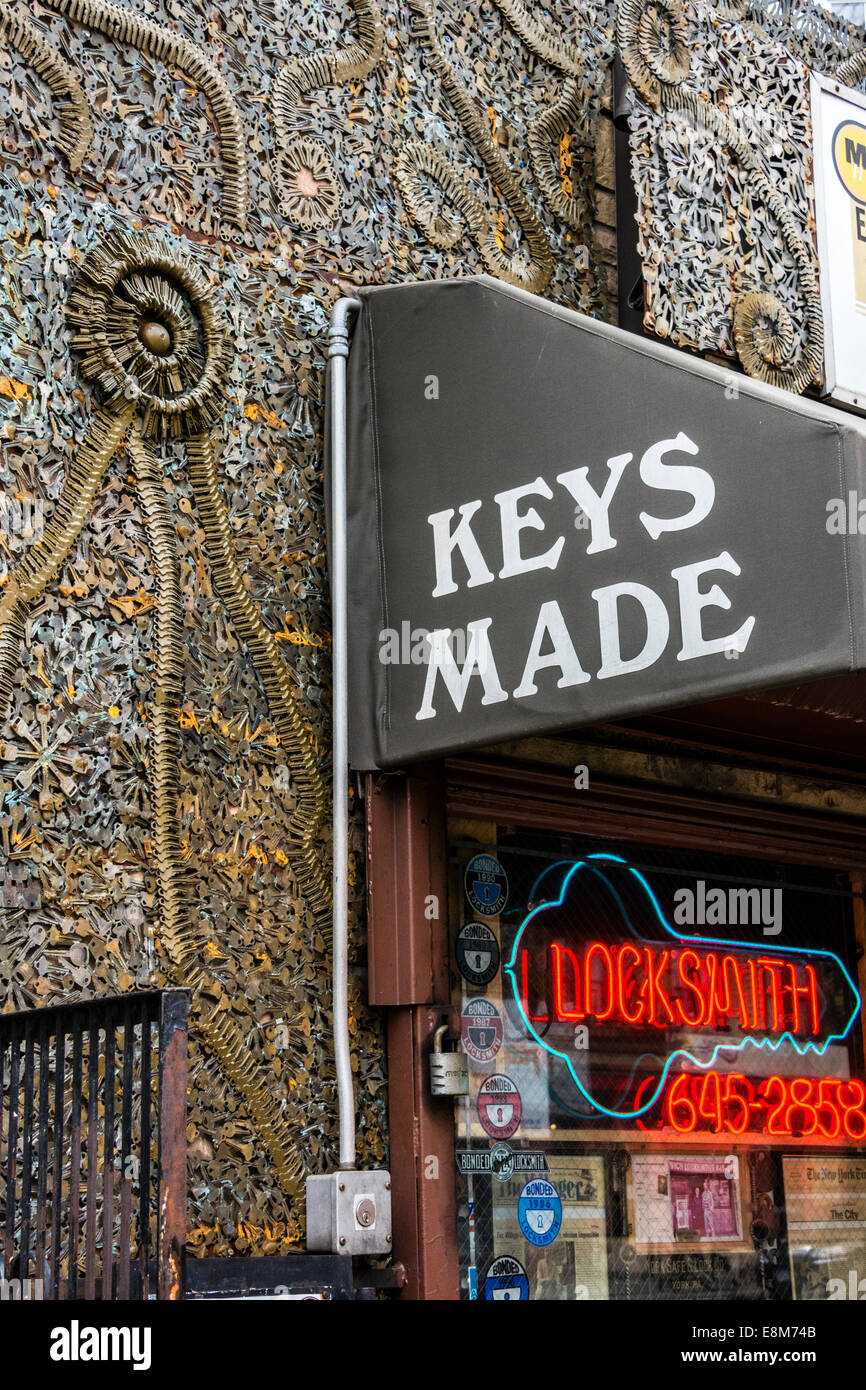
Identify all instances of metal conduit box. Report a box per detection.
[305,1170,393,1256]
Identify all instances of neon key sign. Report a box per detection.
[504,855,862,1123]
[536,940,821,1035]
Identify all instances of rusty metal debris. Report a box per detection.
[397,0,555,292]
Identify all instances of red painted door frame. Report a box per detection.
[365,765,460,1300]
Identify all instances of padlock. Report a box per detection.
[429,1022,469,1096]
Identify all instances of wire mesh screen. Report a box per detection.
[0,991,186,1300]
[449,827,866,1301]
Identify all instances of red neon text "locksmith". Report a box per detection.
[519,942,820,1035]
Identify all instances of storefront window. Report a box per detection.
[449,827,866,1301]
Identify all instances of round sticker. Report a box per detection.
[833,119,866,204]
[456,922,500,986]
[477,1074,522,1140]
[484,1255,529,1301]
[490,1142,515,1181]
[518,1178,562,1247]
[461,997,503,1064]
[464,854,508,916]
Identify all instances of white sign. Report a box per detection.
[812,71,866,409]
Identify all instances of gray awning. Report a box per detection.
[340,276,866,770]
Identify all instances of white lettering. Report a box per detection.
[495,477,564,579]
[50,1328,70,1362]
[593,581,670,679]
[556,453,632,555]
[48,1322,152,1371]
[416,620,507,719]
[513,599,591,698]
[428,501,495,597]
[638,432,715,540]
[671,551,755,661]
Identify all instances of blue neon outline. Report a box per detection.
[527,860,576,907]
[503,853,862,1119]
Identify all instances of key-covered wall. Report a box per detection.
[0,0,861,1255]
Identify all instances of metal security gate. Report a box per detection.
[0,989,187,1300]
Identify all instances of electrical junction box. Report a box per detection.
[305,1170,392,1256]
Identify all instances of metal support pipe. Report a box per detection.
[329,297,361,1170]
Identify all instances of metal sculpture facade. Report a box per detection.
[0,0,862,1255]
[623,0,865,390]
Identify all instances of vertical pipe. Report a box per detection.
[35,1016,50,1290]
[329,296,361,1171]
[118,1005,134,1301]
[20,1024,34,1280]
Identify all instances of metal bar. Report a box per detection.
[0,990,184,1301]
[0,1034,4,1275]
[4,1029,19,1281]
[103,1010,115,1300]
[156,990,187,1300]
[0,989,169,1029]
[118,1007,134,1301]
[51,1023,65,1300]
[612,54,645,338]
[68,1021,82,1300]
[19,1023,34,1280]
[328,296,361,1171]
[34,1015,50,1290]
[84,1011,99,1299]
[139,998,152,1300]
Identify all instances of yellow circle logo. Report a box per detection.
[833,119,866,204]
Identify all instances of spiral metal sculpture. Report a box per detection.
[42,0,248,232]
[834,47,866,87]
[618,0,691,106]
[617,0,823,395]
[394,0,610,289]
[270,0,384,227]
[0,2,94,172]
[527,78,591,236]
[0,227,332,1200]
[396,0,554,293]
